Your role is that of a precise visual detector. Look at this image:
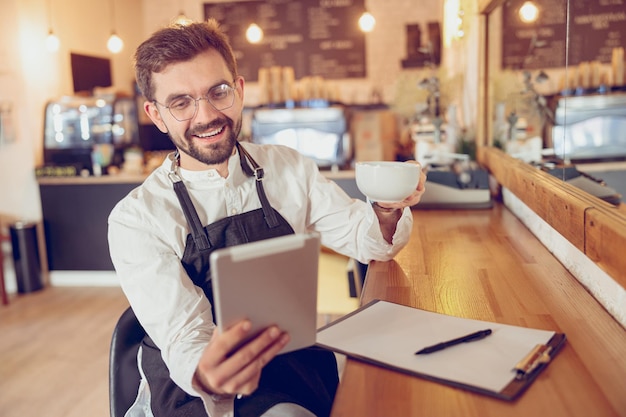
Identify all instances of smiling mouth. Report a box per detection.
[194,125,225,138]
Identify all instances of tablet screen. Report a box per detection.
[210,233,320,354]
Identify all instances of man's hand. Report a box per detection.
[194,320,290,397]
[372,162,426,242]
[374,161,427,211]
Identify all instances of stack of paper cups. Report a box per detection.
[258,68,269,105]
[612,47,624,86]
[590,61,601,88]
[282,67,295,102]
[269,66,282,104]
[578,62,590,89]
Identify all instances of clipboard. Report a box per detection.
[316,299,566,401]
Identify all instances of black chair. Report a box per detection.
[109,307,145,417]
[347,259,369,298]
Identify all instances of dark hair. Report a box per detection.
[134,19,238,101]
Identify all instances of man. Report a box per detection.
[108,19,426,417]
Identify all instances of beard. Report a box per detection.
[170,115,241,166]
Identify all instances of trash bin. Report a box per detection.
[10,222,43,293]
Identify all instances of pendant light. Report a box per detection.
[174,0,192,26]
[519,1,539,23]
[246,23,263,44]
[107,32,124,54]
[46,30,60,52]
[107,0,124,54]
[358,11,376,33]
[45,0,59,52]
[175,12,193,26]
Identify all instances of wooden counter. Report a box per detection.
[330,205,626,417]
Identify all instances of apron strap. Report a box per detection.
[168,152,211,251]
[168,144,280,246]
[237,143,280,228]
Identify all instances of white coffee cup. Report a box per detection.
[355,161,421,203]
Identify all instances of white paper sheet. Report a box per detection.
[316,300,555,393]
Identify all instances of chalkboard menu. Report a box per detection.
[502,0,626,70]
[204,0,366,82]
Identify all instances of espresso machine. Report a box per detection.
[41,94,140,176]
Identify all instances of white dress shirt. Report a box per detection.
[108,142,413,417]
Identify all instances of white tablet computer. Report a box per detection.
[209,232,321,355]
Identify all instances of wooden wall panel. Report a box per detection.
[478,147,589,250]
[585,207,626,286]
[479,146,626,283]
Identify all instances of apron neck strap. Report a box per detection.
[168,151,210,250]
[236,143,279,228]
[168,144,280,242]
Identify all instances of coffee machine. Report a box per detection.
[41,94,139,176]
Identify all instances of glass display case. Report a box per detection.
[42,94,140,175]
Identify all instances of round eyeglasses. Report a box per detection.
[154,82,236,121]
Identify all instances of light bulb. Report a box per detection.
[107,33,124,54]
[175,12,192,26]
[519,1,539,23]
[246,23,263,44]
[46,30,60,52]
[358,12,376,32]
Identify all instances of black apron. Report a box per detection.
[140,143,338,417]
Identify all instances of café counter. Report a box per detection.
[38,174,146,272]
[330,205,626,417]
[37,170,364,275]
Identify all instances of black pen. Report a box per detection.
[415,329,492,355]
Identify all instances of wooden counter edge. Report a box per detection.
[478,146,626,289]
[37,174,148,185]
[35,169,355,185]
[585,206,626,281]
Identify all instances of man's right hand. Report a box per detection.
[194,320,290,397]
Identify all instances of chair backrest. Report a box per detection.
[109,307,145,417]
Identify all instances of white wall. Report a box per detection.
[0,0,39,221]
[0,0,144,221]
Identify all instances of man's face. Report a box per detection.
[144,49,244,171]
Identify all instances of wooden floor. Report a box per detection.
[0,286,130,417]
[0,257,353,417]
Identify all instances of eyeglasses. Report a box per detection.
[154,82,237,121]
